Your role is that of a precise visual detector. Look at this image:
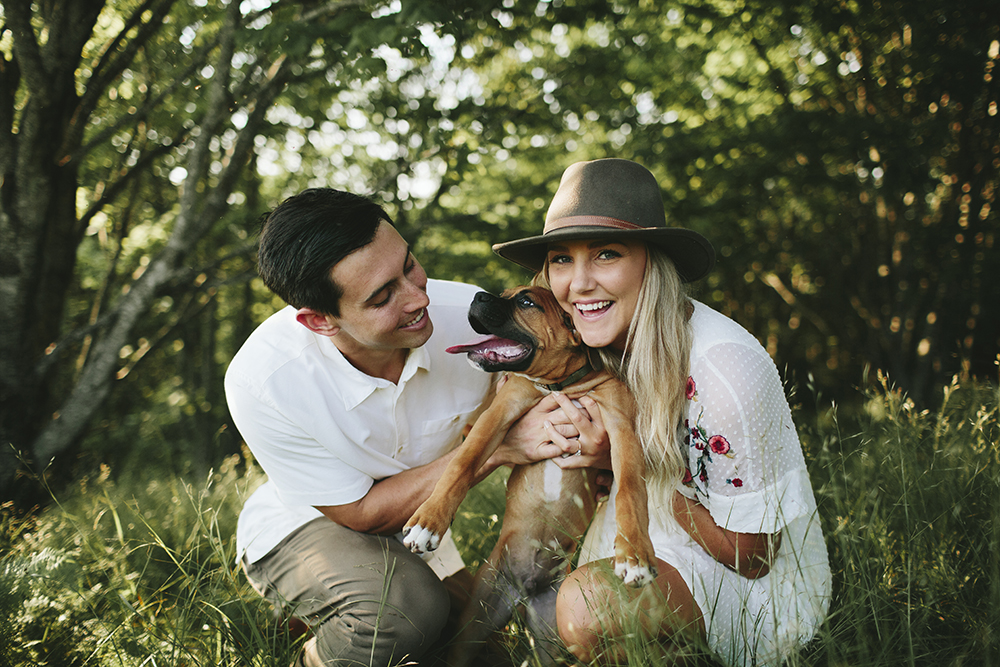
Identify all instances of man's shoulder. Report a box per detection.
[427,279,481,308]
[425,279,486,355]
[226,306,314,384]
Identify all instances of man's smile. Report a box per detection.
[402,308,427,329]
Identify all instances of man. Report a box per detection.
[226,188,579,666]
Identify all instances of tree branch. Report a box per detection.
[4,0,50,104]
[65,0,178,157]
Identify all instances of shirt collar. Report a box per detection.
[319,338,432,410]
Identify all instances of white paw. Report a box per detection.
[402,524,440,554]
[614,560,656,587]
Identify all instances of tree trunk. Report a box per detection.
[0,0,106,500]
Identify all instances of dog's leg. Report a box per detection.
[404,378,542,554]
[447,545,523,667]
[606,416,658,586]
[450,462,598,666]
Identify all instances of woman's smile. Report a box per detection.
[575,299,613,315]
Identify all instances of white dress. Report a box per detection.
[579,301,831,666]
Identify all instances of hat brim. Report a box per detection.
[493,226,715,282]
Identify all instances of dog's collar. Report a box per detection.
[539,361,593,392]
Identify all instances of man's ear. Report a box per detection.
[295,308,340,337]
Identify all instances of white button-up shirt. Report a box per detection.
[227,280,493,577]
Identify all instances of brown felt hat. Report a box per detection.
[493,158,715,282]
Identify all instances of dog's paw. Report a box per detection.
[613,558,658,587]
[402,524,441,554]
[613,534,659,587]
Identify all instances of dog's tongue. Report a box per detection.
[446,334,502,355]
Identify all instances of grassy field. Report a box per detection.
[1,375,997,666]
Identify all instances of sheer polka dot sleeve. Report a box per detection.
[680,340,814,535]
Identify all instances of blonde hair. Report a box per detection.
[537,247,693,499]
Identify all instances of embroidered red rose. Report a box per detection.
[682,468,693,484]
[730,478,744,487]
[709,435,731,455]
[685,376,697,399]
[699,467,709,483]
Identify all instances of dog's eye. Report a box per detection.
[517,294,537,308]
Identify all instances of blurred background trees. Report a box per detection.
[0,0,996,505]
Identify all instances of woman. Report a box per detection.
[492,159,831,666]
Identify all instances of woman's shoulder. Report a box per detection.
[688,302,786,396]
[689,300,766,354]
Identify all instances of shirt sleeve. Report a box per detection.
[225,368,376,507]
[681,341,814,535]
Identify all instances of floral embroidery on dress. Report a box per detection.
[682,377,742,495]
[685,376,698,400]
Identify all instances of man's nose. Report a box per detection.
[403,276,429,309]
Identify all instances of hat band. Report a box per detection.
[544,215,644,234]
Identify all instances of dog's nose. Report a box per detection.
[473,291,494,304]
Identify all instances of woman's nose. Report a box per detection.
[569,261,595,292]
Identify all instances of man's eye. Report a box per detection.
[373,292,391,307]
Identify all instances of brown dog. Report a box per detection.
[403,286,657,665]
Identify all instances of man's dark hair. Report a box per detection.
[257,188,391,316]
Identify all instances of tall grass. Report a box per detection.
[1,377,997,666]
[801,374,999,667]
[0,453,298,667]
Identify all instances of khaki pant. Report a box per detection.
[244,517,462,667]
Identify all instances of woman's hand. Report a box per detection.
[495,389,615,501]
[496,389,612,469]
[546,392,613,471]
[497,392,583,465]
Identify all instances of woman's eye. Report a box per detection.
[597,249,622,260]
[548,254,570,264]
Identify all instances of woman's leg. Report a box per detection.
[556,556,705,664]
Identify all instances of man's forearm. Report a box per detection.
[315,443,507,535]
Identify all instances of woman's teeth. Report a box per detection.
[403,309,425,327]
[576,300,611,313]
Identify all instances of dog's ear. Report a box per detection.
[561,311,583,344]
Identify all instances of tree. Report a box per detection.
[421,0,999,405]
[0,0,494,502]
[2,0,995,504]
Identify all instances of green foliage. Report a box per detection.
[8,0,996,501]
[803,376,1000,665]
[420,0,999,406]
[450,465,508,572]
[3,380,999,665]
[0,454,298,667]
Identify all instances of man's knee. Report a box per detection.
[313,568,451,664]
